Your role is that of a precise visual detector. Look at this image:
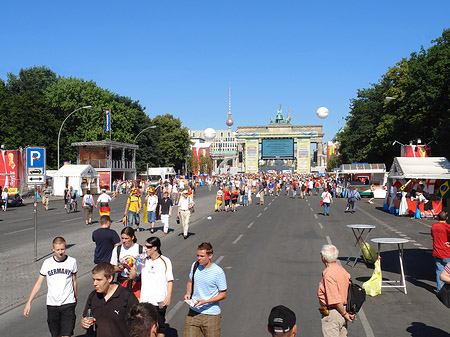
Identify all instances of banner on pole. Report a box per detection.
[104,109,111,132]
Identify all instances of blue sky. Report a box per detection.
[1,1,449,142]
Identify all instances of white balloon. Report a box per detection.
[316,107,329,119]
[204,128,216,140]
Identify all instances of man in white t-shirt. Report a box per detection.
[130,237,173,337]
[24,237,78,337]
[146,188,159,233]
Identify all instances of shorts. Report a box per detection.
[156,306,167,334]
[148,211,156,223]
[231,198,237,204]
[224,199,230,206]
[47,303,76,337]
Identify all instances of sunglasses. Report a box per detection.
[145,245,153,249]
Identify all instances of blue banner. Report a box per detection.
[104,109,111,132]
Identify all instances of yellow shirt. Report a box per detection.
[127,196,141,212]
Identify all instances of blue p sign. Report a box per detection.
[27,148,46,170]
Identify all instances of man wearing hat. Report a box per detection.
[124,188,142,231]
[267,305,297,336]
[177,189,194,239]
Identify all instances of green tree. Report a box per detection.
[151,114,192,172]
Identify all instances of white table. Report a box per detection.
[371,237,409,294]
[346,224,377,267]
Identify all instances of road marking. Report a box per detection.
[413,243,422,246]
[4,227,34,235]
[269,202,272,205]
[399,234,407,237]
[419,246,429,250]
[310,207,314,212]
[248,221,254,229]
[264,207,268,211]
[215,255,224,264]
[233,235,243,244]
[61,217,83,222]
[7,217,32,223]
[326,236,332,244]
[314,214,318,219]
[318,222,323,229]
[257,213,262,218]
[166,300,184,322]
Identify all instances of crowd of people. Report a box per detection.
[22,171,450,337]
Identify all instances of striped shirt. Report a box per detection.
[189,262,227,315]
[444,262,450,275]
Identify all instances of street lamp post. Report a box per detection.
[134,125,157,143]
[57,105,92,169]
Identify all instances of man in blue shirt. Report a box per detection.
[184,242,227,337]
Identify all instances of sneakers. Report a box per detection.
[150,228,154,234]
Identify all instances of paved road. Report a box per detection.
[1,188,449,336]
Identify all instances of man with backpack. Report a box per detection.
[347,187,361,214]
[183,242,227,337]
[317,244,355,337]
[81,262,139,337]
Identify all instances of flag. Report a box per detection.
[104,109,111,132]
[439,180,450,199]
[400,179,411,191]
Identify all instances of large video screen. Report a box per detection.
[261,138,294,159]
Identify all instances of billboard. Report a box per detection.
[401,145,430,158]
[0,150,27,195]
[261,139,294,159]
[297,139,310,173]
[245,139,259,173]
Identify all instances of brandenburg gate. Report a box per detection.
[236,106,324,173]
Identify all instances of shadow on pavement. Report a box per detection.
[406,322,450,337]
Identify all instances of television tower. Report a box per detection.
[226,86,234,130]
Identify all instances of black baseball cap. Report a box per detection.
[268,305,296,333]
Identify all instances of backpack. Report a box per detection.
[346,279,366,314]
[190,261,200,299]
[85,195,94,207]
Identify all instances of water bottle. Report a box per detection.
[135,252,147,267]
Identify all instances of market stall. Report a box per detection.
[336,163,387,198]
[53,165,99,197]
[385,157,450,217]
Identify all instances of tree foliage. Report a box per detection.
[0,66,191,172]
[337,29,450,167]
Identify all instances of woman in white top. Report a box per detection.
[1,187,8,211]
[110,226,143,284]
[82,190,96,225]
[321,188,333,216]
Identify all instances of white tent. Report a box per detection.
[53,165,99,197]
[388,157,450,180]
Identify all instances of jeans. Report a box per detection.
[127,211,140,226]
[323,202,330,216]
[435,257,450,291]
[147,211,156,223]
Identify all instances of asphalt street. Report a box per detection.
[1,187,449,337]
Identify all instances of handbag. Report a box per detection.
[437,283,450,308]
[320,200,324,207]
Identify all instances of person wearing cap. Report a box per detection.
[317,244,355,337]
[177,189,194,239]
[125,189,142,231]
[267,305,297,336]
[96,188,112,216]
[145,187,159,233]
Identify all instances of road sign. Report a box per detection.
[28,167,43,176]
[26,147,46,178]
[27,175,45,184]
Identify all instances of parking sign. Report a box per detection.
[26,147,46,175]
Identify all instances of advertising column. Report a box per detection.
[245,139,259,174]
[297,139,310,173]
